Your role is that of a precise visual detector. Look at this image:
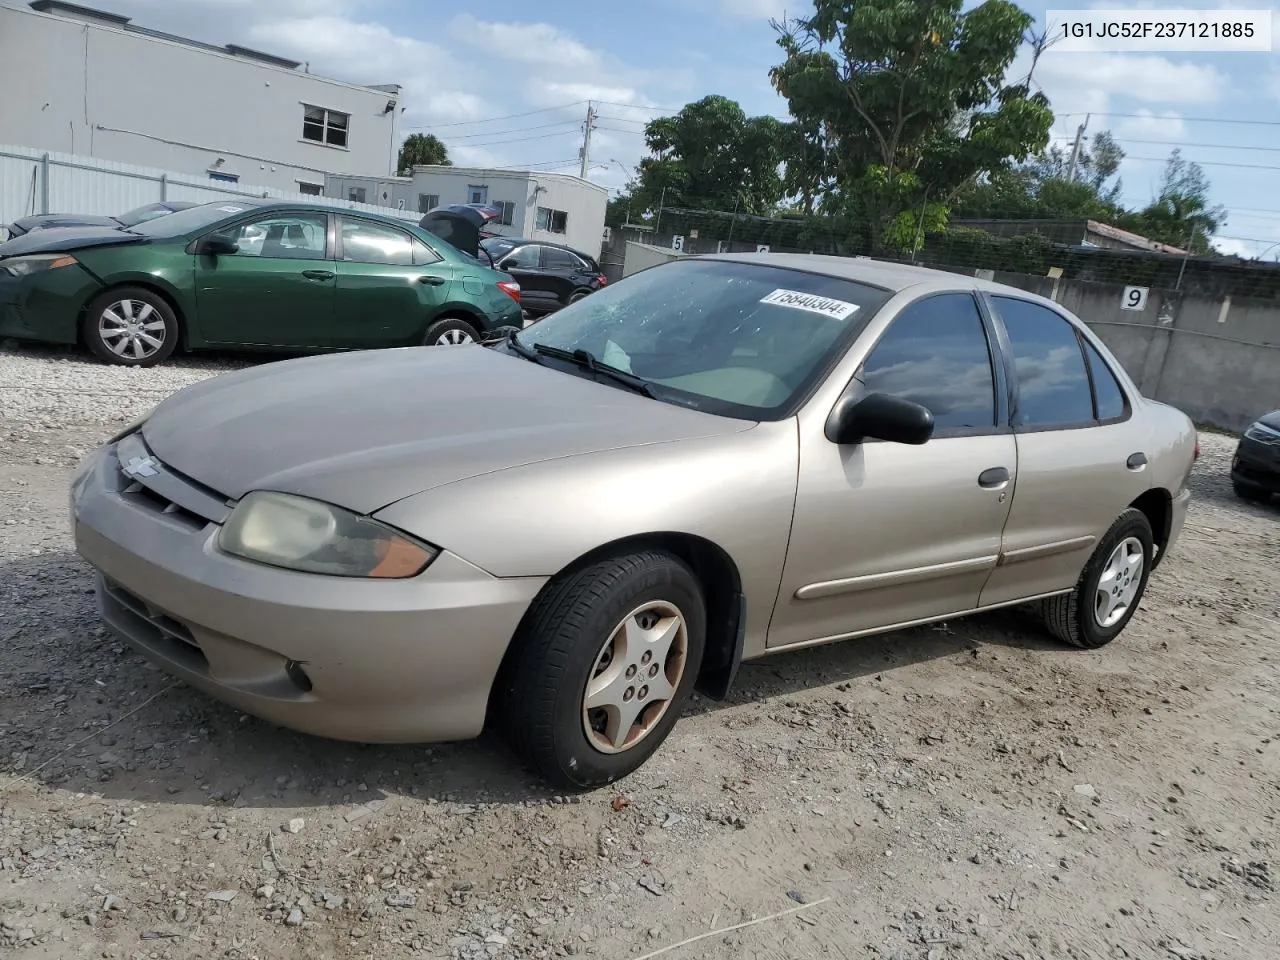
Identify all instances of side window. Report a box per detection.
[411,237,442,266]
[542,247,581,270]
[218,214,327,260]
[1083,338,1128,421]
[340,218,417,266]
[503,245,542,269]
[992,297,1094,429]
[859,293,997,432]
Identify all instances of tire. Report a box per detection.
[1039,507,1154,650]
[498,551,706,790]
[422,317,479,346]
[568,290,589,304]
[83,286,179,367]
[1232,479,1269,503]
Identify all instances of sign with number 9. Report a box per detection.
[1121,286,1149,311]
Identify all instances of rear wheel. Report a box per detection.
[498,551,706,790]
[568,290,589,305]
[83,287,179,366]
[1039,508,1154,649]
[422,317,479,346]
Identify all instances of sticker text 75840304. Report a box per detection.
[759,288,860,321]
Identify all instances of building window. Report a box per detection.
[499,201,515,226]
[297,182,323,196]
[468,185,488,205]
[208,170,239,184]
[303,105,350,148]
[348,187,367,203]
[536,207,568,234]
[418,193,440,213]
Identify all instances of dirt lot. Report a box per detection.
[1,345,1277,960]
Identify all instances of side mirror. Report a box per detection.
[195,235,239,256]
[825,392,934,446]
[498,259,516,271]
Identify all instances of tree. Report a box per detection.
[1134,149,1226,254]
[397,133,450,174]
[630,95,787,216]
[952,130,1128,221]
[769,0,1054,253]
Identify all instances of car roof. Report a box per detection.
[193,198,421,229]
[703,252,1055,303]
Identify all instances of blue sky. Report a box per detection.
[99,0,1280,258]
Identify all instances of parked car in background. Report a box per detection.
[479,237,608,316]
[0,199,522,365]
[1231,409,1280,503]
[69,254,1197,789]
[4,200,199,240]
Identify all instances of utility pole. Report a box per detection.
[1065,113,1090,182]
[578,102,597,179]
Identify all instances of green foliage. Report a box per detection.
[629,95,787,217]
[769,0,1053,252]
[397,133,450,174]
[1135,149,1227,254]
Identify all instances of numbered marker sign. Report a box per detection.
[1121,286,1148,311]
[756,244,771,253]
[671,235,685,252]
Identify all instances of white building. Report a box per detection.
[0,0,402,195]
[326,166,610,259]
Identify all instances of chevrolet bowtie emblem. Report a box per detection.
[122,455,160,479]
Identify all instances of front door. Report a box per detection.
[332,216,454,348]
[195,211,335,348]
[498,244,553,313]
[768,292,1018,648]
[977,295,1152,607]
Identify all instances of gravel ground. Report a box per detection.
[0,343,1277,960]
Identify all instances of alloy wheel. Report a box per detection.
[99,299,166,360]
[1094,536,1144,628]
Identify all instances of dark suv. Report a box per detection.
[1232,409,1280,503]
[480,237,607,316]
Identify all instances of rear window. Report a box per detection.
[516,258,890,420]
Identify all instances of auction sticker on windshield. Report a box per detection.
[760,288,860,320]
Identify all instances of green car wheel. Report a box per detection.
[83,287,180,367]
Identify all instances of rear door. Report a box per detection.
[194,210,335,347]
[539,246,590,307]
[332,216,453,348]
[977,295,1152,607]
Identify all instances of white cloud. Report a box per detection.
[1112,110,1190,143]
[1211,234,1280,260]
[448,16,602,70]
[718,0,798,22]
[1036,51,1227,107]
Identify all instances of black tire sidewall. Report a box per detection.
[1076,510,1154,648]
[422,317,479,346]
[83,287,178,367]
[543,556,705,788]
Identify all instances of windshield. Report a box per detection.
[116,203,173,227]
[515,258,890,420]
[128,201,261,237]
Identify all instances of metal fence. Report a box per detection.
[0,144,418,232]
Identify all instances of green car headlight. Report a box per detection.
[218,491,438,579]
[2,253,79,278]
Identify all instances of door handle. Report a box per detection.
[301,269,334,281]
[978,466,1010,489]
[1126,452,1148,470]
[417,275,447,286]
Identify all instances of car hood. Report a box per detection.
[0,225,144,258]
[139,346,751,514]
[9,213,120,234]
[1255,410,1280,431]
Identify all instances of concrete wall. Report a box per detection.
[616,243,1279,431]
[0,3,400,194]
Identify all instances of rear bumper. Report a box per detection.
[70,437,547,743]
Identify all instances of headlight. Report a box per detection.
[1,254,78,278]
[1244,421,1280,443]
[218,491,438,579]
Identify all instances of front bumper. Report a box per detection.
[0,263,98,345]
[1231,436,1280,494]
[70,434,547,743]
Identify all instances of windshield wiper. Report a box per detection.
[531,343,658,398]
[506,331,544,364]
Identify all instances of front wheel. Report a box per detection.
[498,551,706,790]
[1233,479,1270,503]
[1039,507,1154,649]
[422,317,479,346]
[83,287,179,366]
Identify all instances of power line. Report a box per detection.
[1124,155,1280,172]
[1051,135,1280,155]
[1057,111,1280,129]
[403,101,587,130]
[443,120,581,141]
[439,130,581,148]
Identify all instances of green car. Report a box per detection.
[0,199,524,366]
